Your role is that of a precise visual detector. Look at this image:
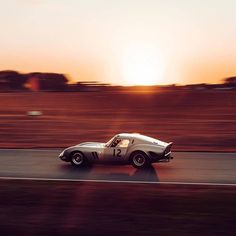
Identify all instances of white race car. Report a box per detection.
[59,133,173,169]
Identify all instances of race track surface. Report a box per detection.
[0,149,235,184]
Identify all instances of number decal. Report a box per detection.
[117,149,121,157]
[113,149,121,157]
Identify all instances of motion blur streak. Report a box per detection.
[0,180,235,236]
[0,91,235,151]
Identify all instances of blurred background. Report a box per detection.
[0,0,235,151]
[0,72,235,151]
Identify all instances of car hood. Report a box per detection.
[75,142,105,148]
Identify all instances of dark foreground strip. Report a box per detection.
[0,179,235,236]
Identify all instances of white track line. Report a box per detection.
[0,176,236,187]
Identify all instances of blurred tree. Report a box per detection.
[27,73,68,91]
[224,77,236,85]
[0,70,26,90]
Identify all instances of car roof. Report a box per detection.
[116,133,157,142]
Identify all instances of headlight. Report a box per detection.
[59,151,64,157]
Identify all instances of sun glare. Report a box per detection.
[122,45,165,86]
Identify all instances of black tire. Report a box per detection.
[130,151,150,169]
[70,151,87,167]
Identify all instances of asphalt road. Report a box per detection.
[0,149,235,184]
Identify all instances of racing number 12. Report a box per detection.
[113,149,121,157]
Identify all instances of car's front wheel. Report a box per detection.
[130,151,150,169]
[70,151,87,167]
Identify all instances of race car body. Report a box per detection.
[59,133,173,169]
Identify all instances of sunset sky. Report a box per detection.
[1,0,236,85]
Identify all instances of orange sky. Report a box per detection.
[0,1,236,85]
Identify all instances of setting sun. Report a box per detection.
[122,45,165,86]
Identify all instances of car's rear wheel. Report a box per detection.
[70,151,87,167]
[130,151,150,169]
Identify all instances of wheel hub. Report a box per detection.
[72,153,83,165]
[133,154,145,166]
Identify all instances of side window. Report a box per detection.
[117,139,130,148]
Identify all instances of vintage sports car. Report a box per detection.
[59,133,173,169]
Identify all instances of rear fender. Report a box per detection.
[127,144,162,161]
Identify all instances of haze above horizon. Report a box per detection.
[1,0,236,86]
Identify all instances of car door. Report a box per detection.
[102,138,130,163]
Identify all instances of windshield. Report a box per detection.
[105,136,115,147]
